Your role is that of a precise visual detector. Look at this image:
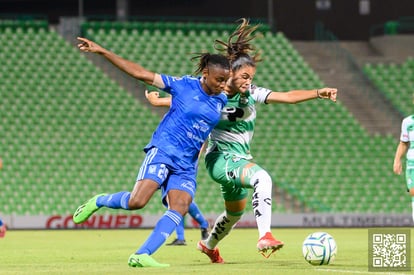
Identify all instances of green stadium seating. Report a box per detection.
[0,19,408,217]
[364,59,414,116]
[0,22,165,215]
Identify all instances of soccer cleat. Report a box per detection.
[257,232,284,258]
[73,193,107,224]
[201,228,209,240]
[197,240,224,263]
[166,239,187,246]
[128,253,170,268]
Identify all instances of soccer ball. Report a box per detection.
[302,232,337,265]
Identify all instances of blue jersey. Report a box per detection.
[144,75,227,169]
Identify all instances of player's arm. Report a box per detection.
[199,140,208,157]
[393,141,409,175]
[77,37,164,88]
[265,87,337,104]
[194,140,209,170]
[145,90,172,107]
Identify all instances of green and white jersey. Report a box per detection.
[401,114,414,161]
[206,84,272,159]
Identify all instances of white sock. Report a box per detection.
[411,201,414,223]
[250,170,273,239]
[205,211,241,249]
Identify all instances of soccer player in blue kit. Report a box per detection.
[0,218,6,238]
[72,37,230,267]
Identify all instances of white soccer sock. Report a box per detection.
[205,211,241,249]
[411,201,414,223]
[250,170,273,239]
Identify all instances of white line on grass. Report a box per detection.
[316,269,412,275]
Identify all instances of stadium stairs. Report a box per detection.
[292,40,402,138]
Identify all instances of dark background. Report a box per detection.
[1,0,413,40]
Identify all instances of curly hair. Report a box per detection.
[214,18,262,72]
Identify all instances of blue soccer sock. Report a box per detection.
[136,210,182,255]
[175,218,185,241]
[96,191,131,210]
[189,201,209,229]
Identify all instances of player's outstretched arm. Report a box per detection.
[393,141,409,175]
[145,90,172,107]
[77,37,162,87]
[266,87,337,104]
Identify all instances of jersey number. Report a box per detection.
[224,107,245,122]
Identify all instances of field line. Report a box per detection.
[316,268,412,275]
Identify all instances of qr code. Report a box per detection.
[369,229,411,271]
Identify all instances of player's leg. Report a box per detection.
[167,218,187,245]
[73,147,165,224]
[129,190,191,267]
[176,218,186,241]
[206,200,245,248]
[205,152,283,257]
[134,189,190,253]
[198,152,248,263]
[73,179,159,224]
[406,167,414,222]
[409,188,414,223]
[208,152,276,240]
[129,171,195,267]
[244,164,284,256]
[0,218,6,238]
[188,201,209,239]
[197,200,244,264]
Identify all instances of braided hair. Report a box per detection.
[215,18,262,72]
[191,53,230,75]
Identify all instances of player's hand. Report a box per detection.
[318,88,337,102]
[145,90,161,104]
[145,90,172,107]
[77,37,105,53]
[393,161,403,175]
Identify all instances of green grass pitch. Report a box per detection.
[1,228,413,274]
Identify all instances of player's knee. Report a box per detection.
[169,200,191,216]
[409,188,414,196]
[226,209,244,219]
[128,196,147,210]
[251,170,272,186]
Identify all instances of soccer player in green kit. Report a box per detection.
[394,114,414,223]
[146,18,337,263]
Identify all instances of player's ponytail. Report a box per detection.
[215,18,262,71]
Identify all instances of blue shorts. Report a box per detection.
[136,147,197,207]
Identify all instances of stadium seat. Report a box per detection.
[364,59,414,115]
[0,19,407,217]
